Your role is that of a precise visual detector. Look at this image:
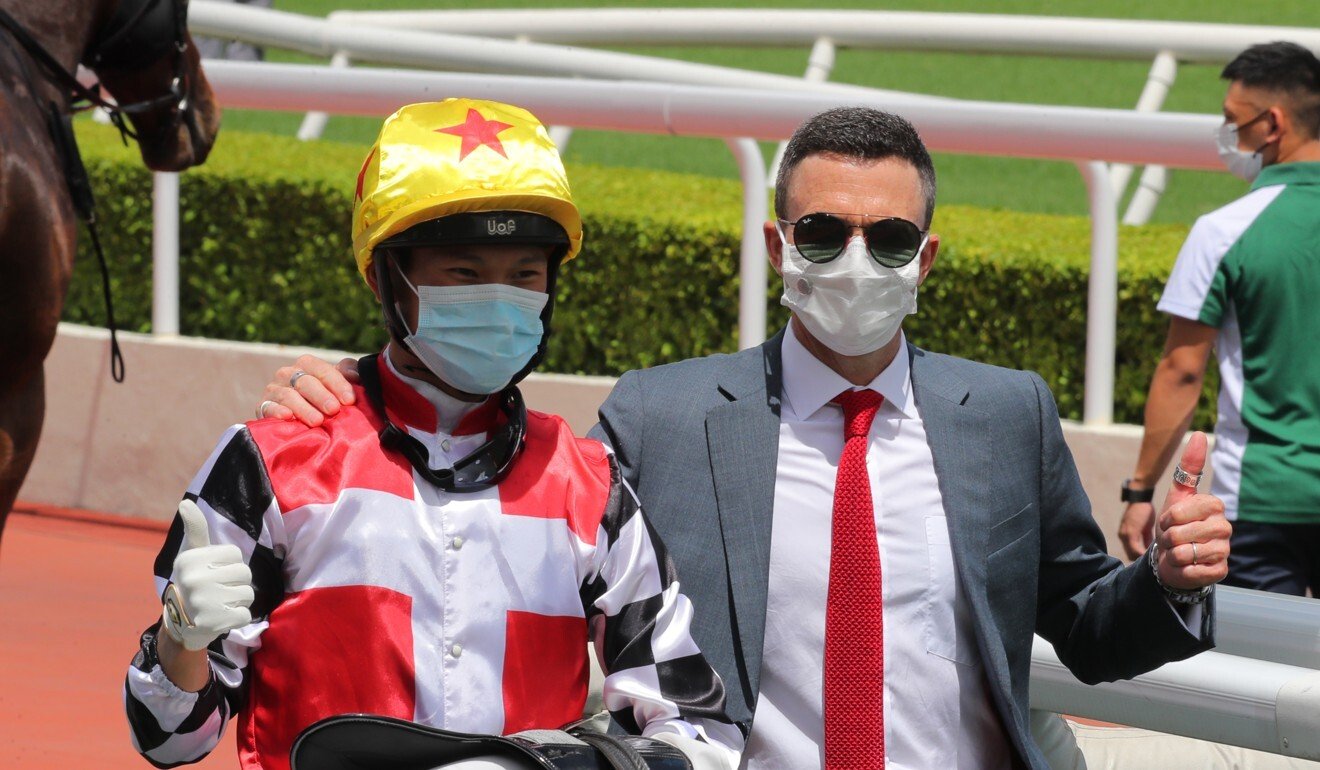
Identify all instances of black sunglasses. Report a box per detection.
[777,212,928,268]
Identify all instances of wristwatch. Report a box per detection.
[1121,479,1155,503]
[1148,543,1212,604]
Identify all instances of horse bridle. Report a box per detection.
[0,0,200,149]
[0,0,199,383]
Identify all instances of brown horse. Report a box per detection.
[0,0,220,539]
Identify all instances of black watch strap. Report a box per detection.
[133,625,162,673]
[1121,479,1155,503]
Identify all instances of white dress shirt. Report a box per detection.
[745,324,1011,769]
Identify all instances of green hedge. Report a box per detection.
[65,123,1216,427]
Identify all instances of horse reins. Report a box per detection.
[0,0,199,383]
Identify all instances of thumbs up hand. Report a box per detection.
[161,499,255,651]
[1154,432,1233,591]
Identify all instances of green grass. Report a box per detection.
[202,0,1319,223]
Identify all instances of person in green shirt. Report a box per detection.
[1119,41,1320,594]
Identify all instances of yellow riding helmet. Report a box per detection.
[352,98,583,281]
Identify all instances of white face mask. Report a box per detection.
[778,234,923,356]
[1216,122,1266,182]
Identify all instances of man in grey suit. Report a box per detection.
[263,108,1232,769]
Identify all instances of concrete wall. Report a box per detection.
[21,324,1208,560]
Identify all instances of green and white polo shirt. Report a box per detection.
[1158,162,1320,524]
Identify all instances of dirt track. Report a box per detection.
[0,505,238,769]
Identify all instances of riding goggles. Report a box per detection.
[776,212,929,268]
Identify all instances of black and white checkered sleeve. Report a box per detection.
[123,425,286,767]
[580,455,745,765]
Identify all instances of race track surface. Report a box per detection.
[0,505,239,769]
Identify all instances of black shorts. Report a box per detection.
[1222,519,1320,596]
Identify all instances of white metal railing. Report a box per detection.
[199,62,1223,166]
[1217,586,1320,670]
[322,8,1320,62]
[187,3,950,105]
[318,7,1320,223]
[1031,638,1320,760]
[1027,586,1320,760]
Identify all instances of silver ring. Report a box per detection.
[1191,541,1199,566]
[289,369,309,389]
[1172,465,1203,490]
[257,399,277,419]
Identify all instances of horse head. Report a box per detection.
[88,0,220,171]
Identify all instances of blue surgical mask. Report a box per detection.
[395,272,548,395]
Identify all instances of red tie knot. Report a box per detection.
[834,389,883,439]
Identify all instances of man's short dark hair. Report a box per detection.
[774,107,937,227]
[1222,41,1320,139]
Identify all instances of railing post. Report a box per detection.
[296,50,351,141]
[1123,164,1169,225]
[767,36,836,190]
[1112,50,1177,221]
[152,172,181,336]
[725,138,769,350]
[1076,161,1118,425]
[509,33,575,152]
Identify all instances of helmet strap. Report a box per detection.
[373,249,413,346]
[507,248,565,387]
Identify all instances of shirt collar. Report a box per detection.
[381,347,495,435]
[1252,161,1320,191]
[781,321,915,421]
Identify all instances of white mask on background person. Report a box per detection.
[1216,115,1273,182]
[778,234,923,357]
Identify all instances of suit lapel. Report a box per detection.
[910,345,1027,737]
[911,345,991,587]
[705,333,783,699]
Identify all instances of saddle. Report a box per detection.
[290,714,694,770]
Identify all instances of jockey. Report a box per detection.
[123,99,744,770]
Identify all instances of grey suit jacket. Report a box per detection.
[588,329,1213,769]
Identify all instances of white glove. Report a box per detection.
[160,499,255,651]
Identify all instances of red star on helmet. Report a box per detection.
[355,148,375,201]
[436,108,515,161]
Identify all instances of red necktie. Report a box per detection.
[824,388,885,770]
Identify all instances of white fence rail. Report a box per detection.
[188,3,949,105]
[201,62,1223,167]
[323,8,1320,62]
[1028,586,1320,760]
[1217,586,1320,670]
[319,7,1320,223]
[1031,639,1320,760]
